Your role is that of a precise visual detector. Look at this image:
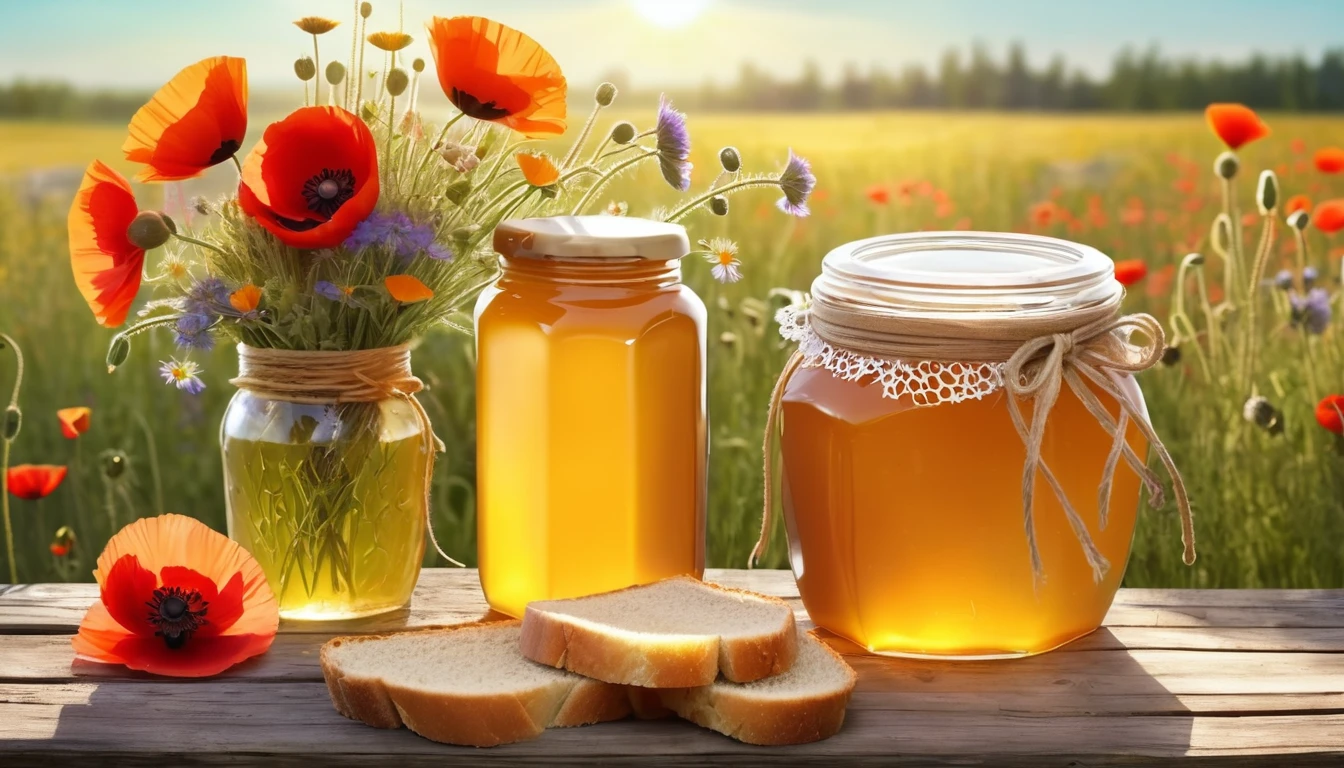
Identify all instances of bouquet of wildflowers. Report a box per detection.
[67,4,815,388]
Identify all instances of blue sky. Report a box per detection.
[2,0,1340,89]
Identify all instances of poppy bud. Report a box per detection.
[126,211,176,250]
[1214,151,1239,180]
[106,335,130,373]
[1161,345,1181,367]
[325,61,346,85]
[539,185,559,200]
[595,82,618,107]
[360,2,372,18]
[1211,213,1234,255]
[710,195,729,216]
[444,178,472,206]
[1183,252,1205,267]
[295,56,316,82]
[1243,395,1284,436]
[1256,170,1278,215]
[385,68,409,97]
[3,405,20,441]
[412,58,425,73]
[102,450,127,480]
[360,101,378,122]
[719,147,742,173]
[610,121,636,145]
[1288,210,1310,231]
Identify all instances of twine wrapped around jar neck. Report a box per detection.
[230,344,463,568]
[752,292,1197,585]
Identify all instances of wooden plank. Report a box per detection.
[5,570,1344,634]
[2,682,1343,766]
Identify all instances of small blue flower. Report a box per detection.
[1290,287,1332,334]
[776,149,815,217]
[345,212,451,262]
[315,280,356,303]
[1274,269,1294,291]
[1304,265,1320,289]
[183,277,232,317]
[173,313,215,351]
[159,358,206,395]
[655,94,692,192]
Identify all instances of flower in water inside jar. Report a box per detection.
[159,358,206,395]
[71,514,279,676]
[702,237,742,284]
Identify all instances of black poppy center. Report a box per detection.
[450,88,513,121]
[146,586,209,650]
[301,168,356,218]
[209,139,242,165]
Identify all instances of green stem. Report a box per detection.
[0,332,23,584]
[570,150,658,216]
[135,412,164,517]
[561,102,603,169]
[312,34,321,101]
[663,177,785,223]
[1240,215,1277,394]
[409,112,467,196]
[173,233,228,256]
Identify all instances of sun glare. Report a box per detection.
[630,0,710,28]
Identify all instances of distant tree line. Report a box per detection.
[0,81,148,121]
[654,44,1344,112]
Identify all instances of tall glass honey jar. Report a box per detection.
[766,232,1192,658]
[475,216,707,618]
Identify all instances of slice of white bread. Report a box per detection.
[520,576,798,687]
[651,629,858,746]
[320,620,632,747]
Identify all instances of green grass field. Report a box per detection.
[2,111,1343,587]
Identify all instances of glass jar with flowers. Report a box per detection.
[65,6,814,619]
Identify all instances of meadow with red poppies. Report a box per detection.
[2,104,1344,587]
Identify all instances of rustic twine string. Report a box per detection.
[750,293,1197,584]
[231,344,464,568]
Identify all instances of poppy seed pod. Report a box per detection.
[385,68,409,97]
[106,335,130,373]
[102,451,127,480]
[595,82,618,107]
[412,58,425,73]
[1214,151,1240,180]
[710,195,729,216]
[1161,345,1182,367]
[325,61,346,85]
[1183,252,1205,267]
[1243,396,1284,436]
[610,121,636,145]
[1256,170,1278,214]
[125,211,176,250]
[294,56,317,82]
[719,146,742,173]
[360,2,372,18]
[444,178,473,206]
[1288,210,1310,231]
[3,405,20,441]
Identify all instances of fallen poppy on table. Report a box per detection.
[1205,103,1270,150]
[57,407,91,439]
[72,514,278,677]
[427,15,567,138]
[6,465,68,500]
[123,56,248,181]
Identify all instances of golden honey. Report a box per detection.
[475,217,706,618]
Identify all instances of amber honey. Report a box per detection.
[475,217,706,618]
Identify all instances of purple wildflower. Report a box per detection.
[776,149,815,217]
[655,95,692,192]
[183,276,233,317]
[173,313,215,351]
[159,358,206,395]
[1274,269,1293,291]
[345,212,452,262]
[1304,265,1320,289]
[1290,287,1332,334]
[315,280,356,304]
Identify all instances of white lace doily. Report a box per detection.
[776,304,1004,406]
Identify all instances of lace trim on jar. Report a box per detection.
[776,304,1004,406]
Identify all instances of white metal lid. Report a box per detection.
[493,215,690,260]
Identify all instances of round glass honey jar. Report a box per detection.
[474,216,707,618]
[763,232,1193,658]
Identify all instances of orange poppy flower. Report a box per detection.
[1114,259,1148,286]
[1316,395,1344,434]
[385,274,434,303]
[123,56,248,182]
[427,16,567,138]
[72,514,279,677]
[238,107,380,249]
[6,465,68,501]
[516,152,560,186]
[229,284,262,314]
[1314,200,1344,234]
[1315,147,1344,174]
[57,407,91,439]
[865,184,890,205]
[68,161,146,328]
[1205,103,1269,150]
[1285,194,1313,216]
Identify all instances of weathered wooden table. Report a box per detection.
[2,569,1342,766]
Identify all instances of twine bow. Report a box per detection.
[231,344,463,567]
[751,307,1196,585]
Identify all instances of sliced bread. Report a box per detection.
[520,575,797,687]
[320,620,631,747]
[655,629,858,746]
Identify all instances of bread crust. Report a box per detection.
[520,576,798,687]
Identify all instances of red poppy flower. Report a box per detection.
[1291,138,1307,154]
[50,526,76,558]
[238,107,379,249]
[1030,201,1060,228]
[1286,194,1313,216]
[1316,395,1344,434]
[72,514,279,677]
[1315,147,1344,174]
[124,56,248,182]
[426,16,567,138]
[58,407,91,439]
[865,184,890,205]
[67,161,145,327]
[1205,103,1270,149]
[1314,200,1344,234]
[1114,259,1148,286]
[6,465,68,501]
